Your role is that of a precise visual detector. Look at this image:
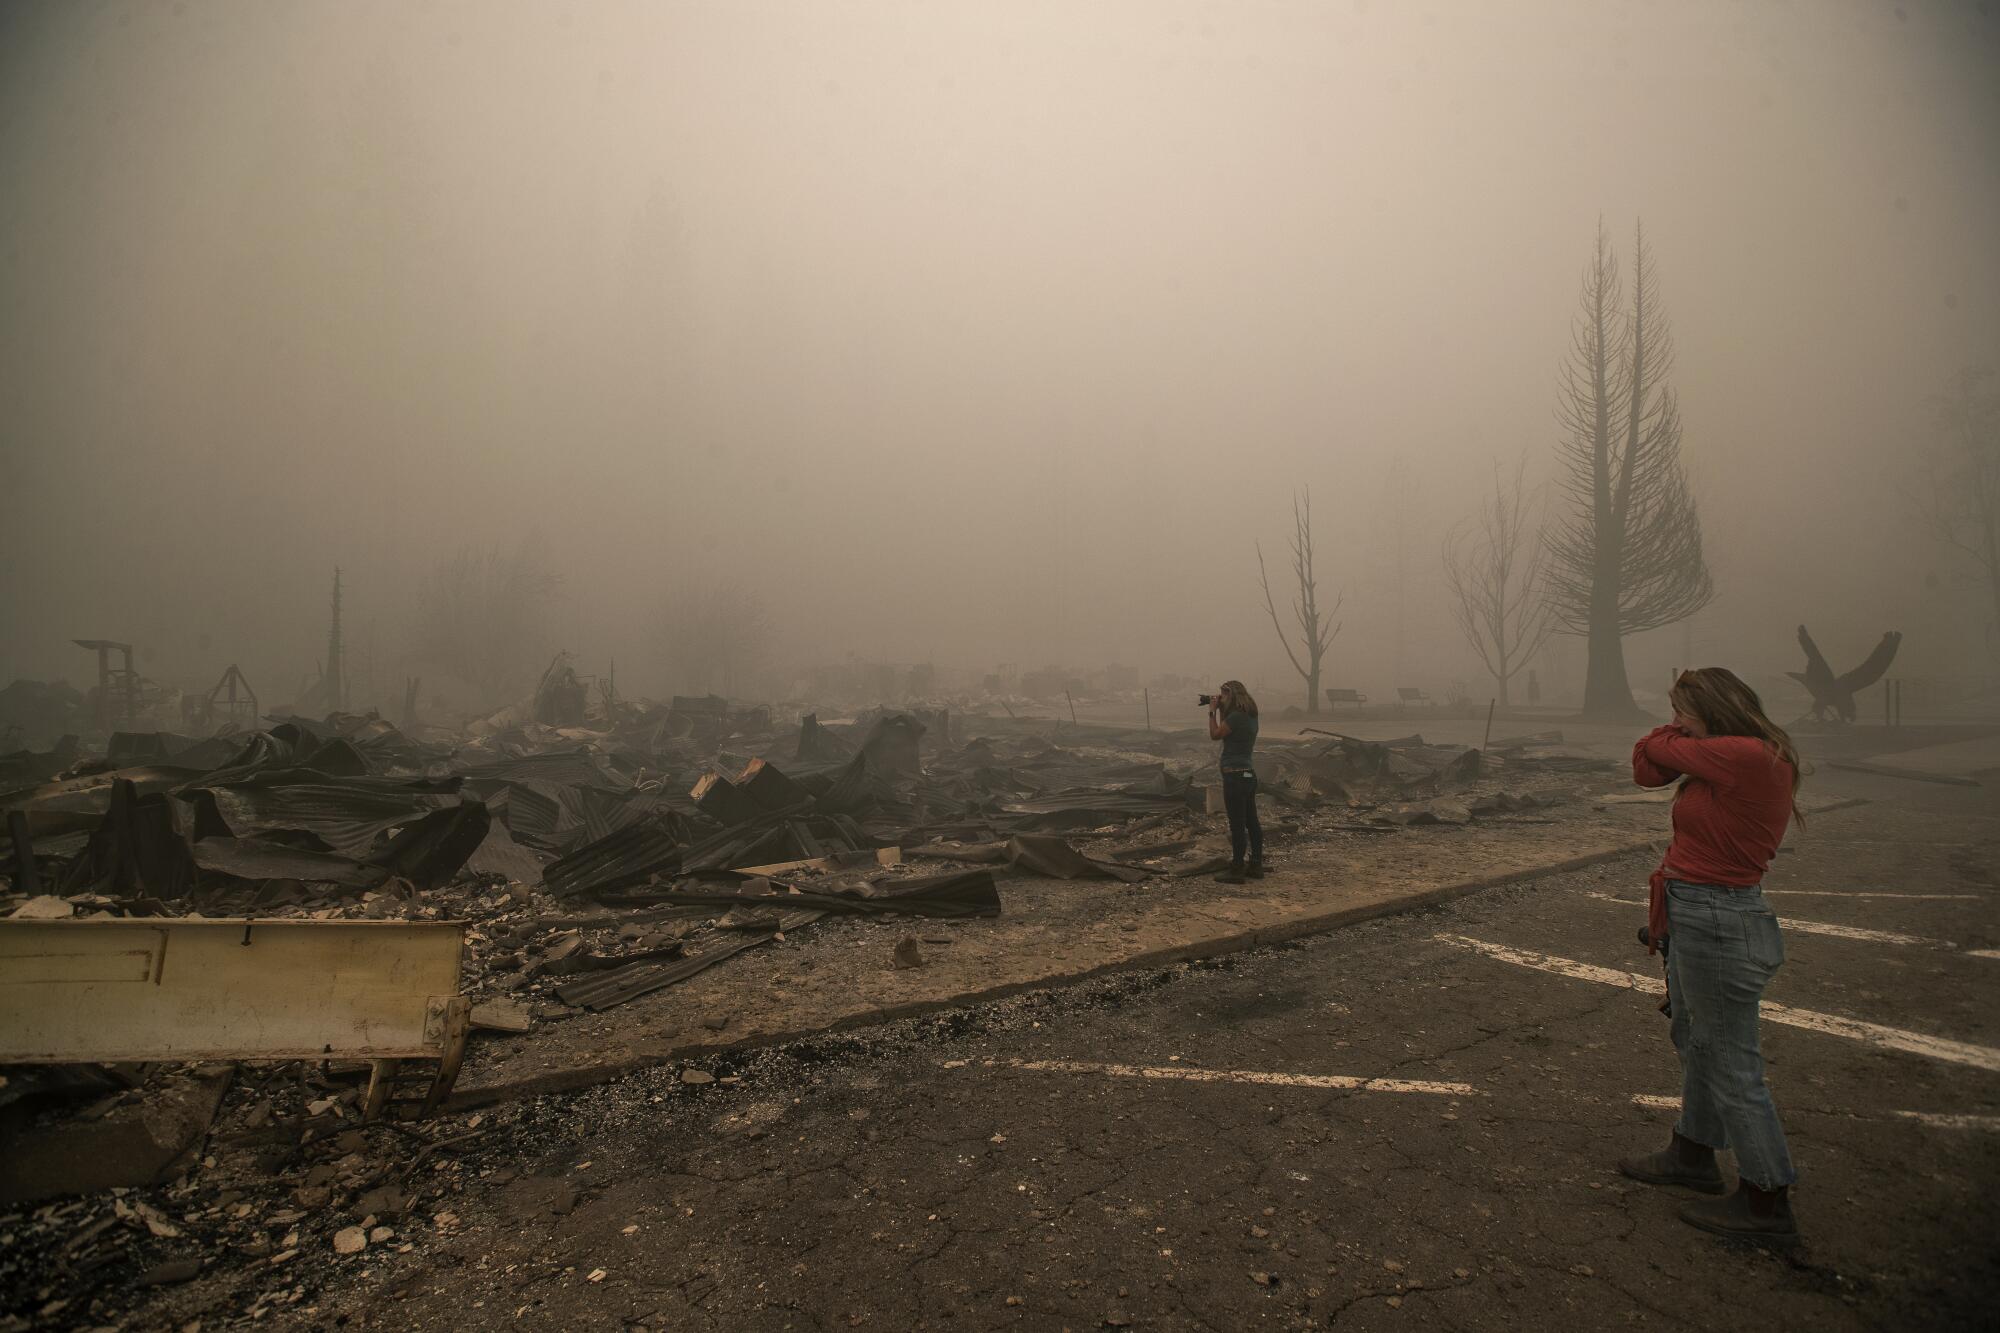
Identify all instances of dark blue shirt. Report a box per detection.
[1219,709,1258,773]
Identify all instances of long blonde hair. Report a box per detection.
[1220,680,1258,717]
[1670,667,1804,823]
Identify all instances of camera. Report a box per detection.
[1198,694,1217,707]
[1638,926,1672,1018]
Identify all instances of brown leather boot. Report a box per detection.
[1617,1131,1725,1194]
[1679,1180,1799,1244]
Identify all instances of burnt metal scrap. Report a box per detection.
[1788,624,1902,724]
[669,867,1002,921]
[553,932,775,1012]
[1,703,1582,918]
[0,684,1607,1119]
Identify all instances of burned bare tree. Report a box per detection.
[659,579,773,699]
[1257,490,1341,714]
[1545,222,1713,719]
[414,536,562,707]
[1916,366,2000,649]
[1443,459,1556,709]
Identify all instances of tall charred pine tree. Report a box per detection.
[1545,222,1712,719]
[1917,366,2000,647]
[1443,459,1556,709]
[1257,490,1342,714]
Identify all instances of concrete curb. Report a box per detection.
[447,796,1870,1110]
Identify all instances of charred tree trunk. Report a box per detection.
[1583,570,1636,718]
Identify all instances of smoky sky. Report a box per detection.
[2,0,1996,710]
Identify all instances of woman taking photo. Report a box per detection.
[1206,680,1263,883]
[1619,667,1803,1243]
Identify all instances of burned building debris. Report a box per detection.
[3,699,1601,1023]
[0,686,1625,1321]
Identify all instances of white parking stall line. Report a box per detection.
[965,1060,2000,1133]
[1582,892,1964,951]
[1758,1000,2000,1071]
[1972,949,2000,961]
[1439,934,1667,994]
[1435,935,2000,1073]
[1894,1110,2000,1132]
[1630,1094,2000,1133]
[1764,891,1980,901]
[997,1058,1477,1097]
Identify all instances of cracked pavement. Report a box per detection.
[91,769,2000,1329]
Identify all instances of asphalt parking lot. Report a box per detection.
[234,767,1993,1332]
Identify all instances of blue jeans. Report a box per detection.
[1222,770,1262,865]
[1666,879,1798,1189]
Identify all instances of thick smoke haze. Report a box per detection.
[2,0,1996,714]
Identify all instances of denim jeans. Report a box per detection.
[1222,770,1263,866]
[1666,879,1798,1189]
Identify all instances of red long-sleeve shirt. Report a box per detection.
[1632,725,1796,951]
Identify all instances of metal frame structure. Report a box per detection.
[72,639,139,733]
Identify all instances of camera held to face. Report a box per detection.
[1198,693,1219,707]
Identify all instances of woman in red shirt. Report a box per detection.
[1618,668,1804,1243]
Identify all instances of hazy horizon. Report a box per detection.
[3,0,1996,718]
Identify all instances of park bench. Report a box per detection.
[1323,688,1368,708]
[1396,687,1434,709]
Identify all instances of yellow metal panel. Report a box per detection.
[0,919,464,1063]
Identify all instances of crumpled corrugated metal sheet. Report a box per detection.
[58,778,196,899]
[452,748,632,792]
[3,764,208,837]
[176,803,487,895]
[554,933,774,1011]
[542,818,689,900]
[366,801,492,890]
[463,778,571,850]
[463,817,544,886]
[194,723,374,785]
[191,836,387,890]
[187,779,461,857]
[465,777,666,857]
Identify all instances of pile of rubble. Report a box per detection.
[0,1060,527,1327]
[2,706,1610,1020]
[0,697,1621,1325]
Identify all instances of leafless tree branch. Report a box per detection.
[1442,457,1556,706]
[1913,365,2000,637]
[1257,488,1342,712]
[659,579,773,698]
[414,536,563,706]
